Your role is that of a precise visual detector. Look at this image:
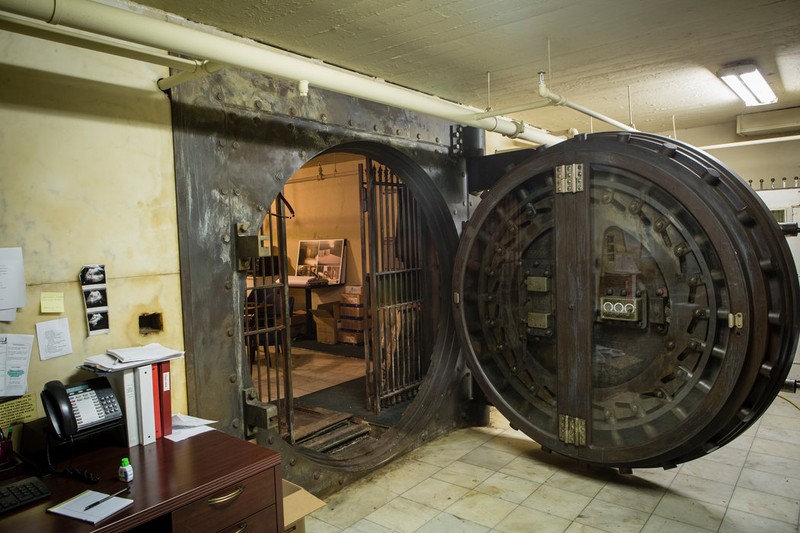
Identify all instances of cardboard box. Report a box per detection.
[283,479,325,533]
[340,292,364,305]
[344,285,363,295]
[337,330,364,345]
[311,302,340,344]
[340,317,364,331]
[340,303,366,318]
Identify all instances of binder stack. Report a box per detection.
[85,343,182,447]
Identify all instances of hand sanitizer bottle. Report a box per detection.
[118,457,134,482]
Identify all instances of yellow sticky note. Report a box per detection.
[40,292,65,313]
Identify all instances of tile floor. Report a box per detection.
[299,359,800,533]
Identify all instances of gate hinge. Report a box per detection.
[727,312,744,330]
[555,164,585,193]
[559,414,586,446]
[243,388,278,431]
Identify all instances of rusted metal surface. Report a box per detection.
[453,132,799,470]
[170,67,477,497]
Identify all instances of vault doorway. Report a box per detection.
[245,149,438,455]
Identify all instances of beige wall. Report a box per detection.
[282,157,364,310]
[0,32,187,420]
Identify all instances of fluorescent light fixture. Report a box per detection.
[718,63,777,106]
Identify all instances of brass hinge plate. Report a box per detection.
[559,414,587,446]
[555,164,585,194]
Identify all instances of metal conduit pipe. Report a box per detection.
[0,0,566,146]
[537,73,637,133]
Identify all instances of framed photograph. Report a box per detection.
[296,239,346,284]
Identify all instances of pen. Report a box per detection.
[84,487,130,511]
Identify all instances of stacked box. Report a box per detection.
[338,286,365,345]
[311,302,340,344]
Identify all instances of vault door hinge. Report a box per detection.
[559,414,587,446]
[555,164,585,193]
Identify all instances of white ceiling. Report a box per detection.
[132,0,800,135]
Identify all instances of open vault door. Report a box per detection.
[453,132,800,470]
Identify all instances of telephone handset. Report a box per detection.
[41,377,123,439]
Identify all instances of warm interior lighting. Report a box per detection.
[718,63,777,106]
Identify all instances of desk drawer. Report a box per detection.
[218,505,278,533]
[173,469,276,533]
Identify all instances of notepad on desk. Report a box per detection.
[47,490,133,524]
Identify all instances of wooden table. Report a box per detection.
[4,430,283,532]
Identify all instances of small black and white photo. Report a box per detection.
[79,264,106,286]
[83,287,108,309]
[86,310,109,335]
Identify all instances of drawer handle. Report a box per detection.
[233,523,249,533]
[207,485,245,506]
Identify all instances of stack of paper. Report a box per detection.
[48,489,133,524]
[81,343,183,372]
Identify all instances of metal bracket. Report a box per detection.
[555,163,585,193]
[235,222,275,271]
[728,312,744,330]
[243,387,278,430]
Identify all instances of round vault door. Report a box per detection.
[453,132,799,470]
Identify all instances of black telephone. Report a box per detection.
[40,377,123,439]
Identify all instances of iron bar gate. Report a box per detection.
[361,160,429,412]
[242,197,296,442]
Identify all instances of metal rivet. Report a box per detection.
[229,373,236,382]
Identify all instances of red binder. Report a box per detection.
[152,364,162,439]
[157,361,173,436]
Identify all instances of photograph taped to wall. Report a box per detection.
[79,264,110,335]
[296,239,346,284]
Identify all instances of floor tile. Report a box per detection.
[669,472,734,507]
[460,445,518,472]
[402,477,470,511]
[562,523,608,533]
[499,453,561,484]
[365,496,439,533]
[473,471,541,504]
[678,457,742,486]
[543,469,609,499]
[433,460,496,490]
[444,490,517,528]
[652,492,726,531]
[364,458,441,495]
[521,484,592,521]
[341,518,391,532]
[700,444,748,468]
[744,450,800,480]
[416,512,489,533]
[736,466,800,500]
[593,476,666,513]
[755,423,800,444]
[727,485,800,524]
[749,436,800,461]
[494,505,570,533]
[718,508,799,533]
[305,515,343,532]
[572,498,650,533]
[313,481,398,529]
[639,514,714,533]
[482,430,540,456]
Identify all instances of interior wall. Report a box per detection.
[283,158,364,309]
[0,32,187,418]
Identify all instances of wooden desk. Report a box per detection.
[5,430,283,533]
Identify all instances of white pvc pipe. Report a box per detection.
[537,74,637,133]
[0,11,198,71]
[699,134,800,151]
[0,0,565,146]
